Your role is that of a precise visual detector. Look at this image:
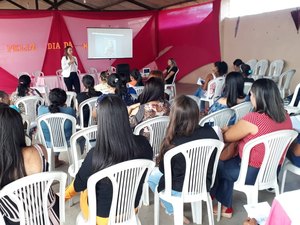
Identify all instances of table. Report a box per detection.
[36,73,98,92]
[265,190,300,225]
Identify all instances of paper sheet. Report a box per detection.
[244,202,271,225]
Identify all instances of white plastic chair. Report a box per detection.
[199,108,234,128]
[56,69,65,90]
[133,86,144,96]
[281,159,300,193]
[284,83,300,114]
[278,69,296,99]
[200,77,225,108]
[154,139,224,225]
[76,159,155,225]
[37,113,76,171]
[253,59,268,76]
[231,102,253,124]
[245,59,257,72]
[0,171,67,225]
[133,116,170,206]
[243,82,253,95]
[66,91,78,111]
[266,59,284,83]
[78,97,98,129]
[165,69,179,100]
[109,66,117,74]
[88,67,98,74]
[15,96,45,135]
[217,130,297,221]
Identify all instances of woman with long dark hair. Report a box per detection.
[0,103,60,225]
[38,88,76,167]
[208,72,246,124]
[77,75,102,127]
[61,46,80,93]
[128,69,143,87]
[163,58,178,84]
[211,79,292,218]
[10,74,42,112]
[128,77,170,128]
[148,95,220,223]
[65,94,153,225]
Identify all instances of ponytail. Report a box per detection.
[48,103,60,113]
[17,75,31,97]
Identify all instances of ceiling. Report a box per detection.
[0,0,212,11]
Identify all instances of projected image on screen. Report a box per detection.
[87,28,133,59]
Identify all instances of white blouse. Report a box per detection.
[61,56,78,78]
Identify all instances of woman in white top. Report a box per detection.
[61,46,80,93]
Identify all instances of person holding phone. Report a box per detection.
[61,46,80,93]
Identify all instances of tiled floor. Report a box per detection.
[59,83,300,225]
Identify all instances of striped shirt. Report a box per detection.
[238,112,292,168]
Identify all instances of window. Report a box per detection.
[228,0,300,18]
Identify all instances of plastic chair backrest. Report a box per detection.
[70,125,98,175]
[236,130,297,191]
[132,86,144,96]
[89,67,98,74]
[33,70,44,78]
[206,77,225,100]
[87,159,155,225]
[199,108,234,128]
[17,72,30,78]
[163,139,224,199]
[254,59,268,76]
[78,97,98,128]
[288,83,300,107]
[246,59,257,71]
[278,69,296,91]
[0,172,67,225]
[66,91,77,110]
[133,116,169,159]
[231,102,253,123]
[243,82,253,95]
[268,60,284,77]
[15,96,44,122]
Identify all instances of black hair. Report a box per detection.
[48,88,67,113]
[0,103,26,188]
[130,69,143,86]
[92,94,138,172]
[251,79,286,123]
[0,91,9,103]
[240,64,252,77]
[214,61,228,76]
[223,72,245,107]
[138,77,165,104]
[233,59,244,67]
[82,75,97,97]
[99,71,108,82]
[107,73,127,97]
[17,75,31,97]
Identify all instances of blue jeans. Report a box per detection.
[148,167,181,215]
[210,156,260,208]
[286,149,300,167]
[194,87,206,112]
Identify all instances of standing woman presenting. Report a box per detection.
[61,46,81,93]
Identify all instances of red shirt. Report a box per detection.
[238,112,292,168]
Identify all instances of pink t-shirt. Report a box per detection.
[238,112,292,168]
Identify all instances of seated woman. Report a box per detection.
[0,103,60,225]
[232,59,244,72]
[211,79,292,218]
[128,77,170,129]
[10,74,42,113]
[208,72,246,125]
[194,61,228,113]
[107,73,136,106]
[163,58,178,84]
[65,94,153,225]
[38,88,76,167]
[94,71,110,94]
[128,69,143,87]
[148,95,220,224]
[77,75,102,127]
[0,90,20,112]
